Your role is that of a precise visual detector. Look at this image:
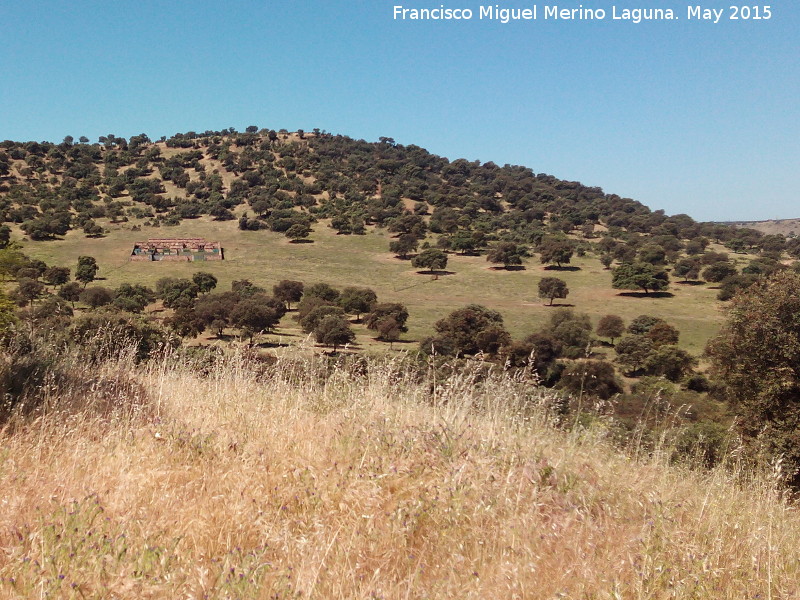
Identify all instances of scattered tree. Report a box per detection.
[389,233,419,259]
[412,248,448,273]
[156,278,200,309]
[273,280,304,309]
[286,223,311,242]
[43,266,70,287]
[596,314,625,345]
[314,315,355,351]
[338,287,377,321]
[487,242,525,269]
[546,309,592,358]
[673,258,701,282]
[79,286,114,309]
[305,282,340,303]
[539,237,574,268]
[615,335,654,375]
[14,278,45,306]
[702,262,737,283]
[231,296,282,343]
[365,303,409,346]
[627,315,666,336]
[75,256,98,287]
[431,304,507,356]
[192,272,218,294]
[113,283,156,313]
[300,304,345,334]
[643,346,695,382]
[646,322,679,347]
[538,277,569,306]
[611,262,669,295]
[58,282,82,307]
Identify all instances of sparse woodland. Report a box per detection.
[2,128,800,596]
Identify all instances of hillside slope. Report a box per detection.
[0,350,797,599]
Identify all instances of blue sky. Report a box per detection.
[1,1,797,221]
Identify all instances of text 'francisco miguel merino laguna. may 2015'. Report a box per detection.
[392,5,773,24]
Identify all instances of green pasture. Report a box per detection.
[18,217,726,354]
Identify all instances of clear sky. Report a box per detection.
[1,1,797,221]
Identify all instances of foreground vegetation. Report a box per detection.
[1,345,798,599]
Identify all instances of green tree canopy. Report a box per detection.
[231,296,282,343]
[43,266,70,287]
[643,345,695,382]
[389,233,419,259]
[286,223,311,242]
[273,280,304,309]
[192,272,218,294]
[487,242,525,269]
[707,270,800,487]
[365,303,409,333]
[559,360,622,400]
[156,277,200,309]
[80,286,114,309]
[702,262,737,283]
[596,314,625,344]
[611,262,669,295]
[306,282,340,303]
[538,237,574,268]
[338,287,377,321]
[431,304,507,356]
[300,305,345,334]
[411,248,448,273]
[615,335,654,375]
[75,256,99,287]
[314,314,355,351]
[538,277,569,306]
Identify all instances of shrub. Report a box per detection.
[558,360,623,400]
[707,270,800,487]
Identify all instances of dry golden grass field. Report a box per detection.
[1,348,798,599]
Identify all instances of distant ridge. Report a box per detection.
[723,218,800,237]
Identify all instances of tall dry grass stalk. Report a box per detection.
[0,347,798,599]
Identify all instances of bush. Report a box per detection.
[314,315,355,351]
[432,305,508,356]
[707,270,800,487]
[558,360,623,400]
[69,311,178,363]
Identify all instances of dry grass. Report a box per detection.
[0,349,799,599]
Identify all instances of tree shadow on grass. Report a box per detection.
[617,291,675,299]
[676,280,705,286]
[543,265,581,272]
[416,270,455,276]
[489,265,526,271]
[255,339,293,349]
[288,239,314,244]
[319,344,362,356]
[546,302,575,308]
[372,337,416,345]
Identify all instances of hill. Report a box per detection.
[726,218,800,237]
[0,128,785,356]
[1,126,796,448]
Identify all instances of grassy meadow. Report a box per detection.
[0,348,798,599]
[16,216,728,355]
